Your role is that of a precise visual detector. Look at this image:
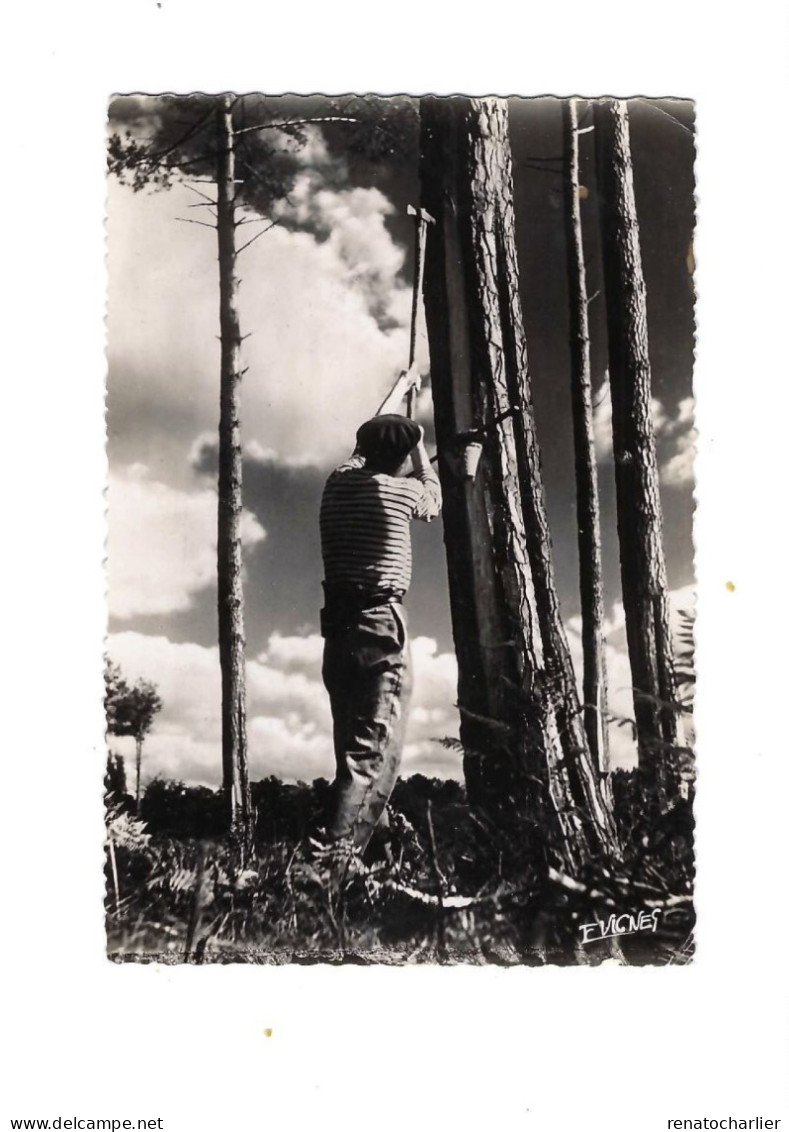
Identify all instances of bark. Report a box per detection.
[216,96,253,845]
[562,98,610,776]
[420,96,618,869]
[593,98,680,808]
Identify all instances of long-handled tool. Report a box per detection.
[405,204,435,419]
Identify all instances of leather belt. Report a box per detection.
[322,582,405,614]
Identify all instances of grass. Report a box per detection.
[105,771,694,966]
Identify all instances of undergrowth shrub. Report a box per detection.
[105,765,694,965]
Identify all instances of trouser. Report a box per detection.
[321,600,413,851]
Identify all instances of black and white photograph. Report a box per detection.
[7,0,789,1126]
[104,93,696,965]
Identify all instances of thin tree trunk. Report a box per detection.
[492,100,616,849]
[593,98,679,809]
[216,95,253,846]
[562,97,610,776]
[420,96,618,870]
[134,735,142,813]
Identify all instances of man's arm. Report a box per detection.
[374,363,421,417]
[348,364,422,459]
[409,425,442,521]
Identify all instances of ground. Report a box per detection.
[105,772,694,965]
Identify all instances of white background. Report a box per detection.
[2,3,788,1130]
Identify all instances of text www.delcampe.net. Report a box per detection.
[10,1120,163,1130]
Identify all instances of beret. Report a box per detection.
[356,414,420,465]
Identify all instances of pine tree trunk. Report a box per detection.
[134,735,142,813]
[562,98,610,776]
[593,98,679,808]
[216,95,253,845]
[420,96,618,869]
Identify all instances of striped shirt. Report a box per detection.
[320,455,442,595]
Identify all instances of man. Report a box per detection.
[319,364,442,859]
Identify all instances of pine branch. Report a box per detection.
[183,183,217,205]
[127,106,216,168]
[175,217,217,230]
[233,115,358,137]
[235,215,273,226]
[235,220,278,254]
[175,151,220,169]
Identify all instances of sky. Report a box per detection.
[105,95,696,789]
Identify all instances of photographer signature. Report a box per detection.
[580,908,661,945]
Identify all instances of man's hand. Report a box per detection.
[374,363,423,417]
[399,362,422,395]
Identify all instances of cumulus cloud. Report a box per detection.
[247,641,331,733]
[656,396,695,487]
[188,431,317,479]
[276,176,408,326]
[108,131,428,473]
[105,629,460,788]
[107,590,694,789]
[247,715,332,783]
[409,636,459,732]
[259,631,324,678]
[107,464,265,619]
[105,632,225,785]
[592,373,695,490]
[650,396,670,435]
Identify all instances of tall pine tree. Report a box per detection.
[593,98,680,810]
[420,96,618,871]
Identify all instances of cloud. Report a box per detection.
[401,741,466,780]
[247,638,331,732]
[106,630,331,786]
[592,373,613,461]
[409,636,459,732]
[106,628,460,788]
[108,136,427,473]
[189,431,318,478]
[592,376,694,489]
[247,715,332,782]
[107,589,693,789]
[650,396,670,435]
[276,176,408,325]
[657,396,695,487]
[107,464,265,619]
[259,631,324,678]
[268,125,425,339]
